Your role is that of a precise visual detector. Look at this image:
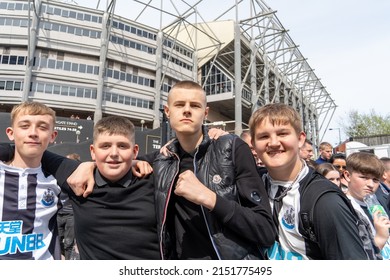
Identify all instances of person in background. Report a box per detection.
[329,153,348,194]
[249,103,370,259]
[344,152,390,259]
[153,80,276,260]
[315,142,333,164]
[315,163,341,188]
[0,101,61,259]
[378,157,390,216]
[299,139,314,162]
[57,153,80,260]
[240,130,264,167]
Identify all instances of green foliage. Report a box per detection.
[341,109,390,138]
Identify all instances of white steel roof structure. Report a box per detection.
[0,0,337,145]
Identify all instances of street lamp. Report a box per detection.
[75,130,80,143]
[329,127,341,145]
[140,119,145,131]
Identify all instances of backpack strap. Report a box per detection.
[298,168,357,243]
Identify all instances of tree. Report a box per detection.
[341,109,390,138]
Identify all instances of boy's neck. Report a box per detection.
[9,154,41,169]
[176,132,203,154]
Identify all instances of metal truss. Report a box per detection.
[69,0,336,144]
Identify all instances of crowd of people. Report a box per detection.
[0,80,389,260]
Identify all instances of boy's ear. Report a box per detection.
[49,130,58,143]
[133,144,139,159]
[5,127,14,141]
[90,144,96,161]
[344,170,351,183]
[298,132,306,148]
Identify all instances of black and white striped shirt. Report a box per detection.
[0,161,61,260]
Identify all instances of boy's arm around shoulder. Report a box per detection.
[211,137,277,247]
[42,150,95,197]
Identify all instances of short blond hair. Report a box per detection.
[10,101,56,126]
[249,103,302,141]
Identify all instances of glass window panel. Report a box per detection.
[85,89,91,98]
[36,82,44,92]
[40,58,48,68]
[76,88,84,97]
[86,65,93,74]
[69,87,76,96]
[79,64,86,73]
[71,63,78,72]
[0,81,5,90]
[75,28,82,36]
[60,25,67,32]
[48,59,56,68]
[54,8,61,15]
[53,85,60,94]
[45,83,53,93]
[9,56,17,65]
[69,11,76,19]
[6,81,13,90]
[113,70,119,79]
[64,61,71,71]
[84,14,91,21]
[61,86,69,95]
[14,81,22,91]
[67,26,75,34]
[56,60,63,69]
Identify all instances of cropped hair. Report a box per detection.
[316,163,338,177]
[380,157,390,171]
[93,116,135,144]
[319,142,332,150]
[168,80,205,102]
[11,101,56,126]
[346,152,385,179]
[249,103,302,141]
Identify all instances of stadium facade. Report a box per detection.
[0,0,337,148]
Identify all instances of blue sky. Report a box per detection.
[74,0,390,146]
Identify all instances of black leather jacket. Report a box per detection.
[154,126,275,259]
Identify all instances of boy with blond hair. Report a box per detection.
[344,152,390,259]
[249,103,370,259]
[0,101,61,259]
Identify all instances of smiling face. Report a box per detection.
[252,117,306,180]
[164,82,208,138]
[90,132,138,182]
[6,103,57,168]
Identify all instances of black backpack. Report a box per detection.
[298,168,358,243]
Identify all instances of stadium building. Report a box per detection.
[0,0,336,154]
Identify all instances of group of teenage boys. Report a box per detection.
[0,80,389,260]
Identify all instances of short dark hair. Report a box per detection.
[329,153,346,164]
